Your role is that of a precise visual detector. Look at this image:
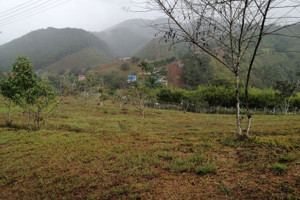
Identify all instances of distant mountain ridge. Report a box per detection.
[0,27,114,72]
[93,18,160,57]
[0,20,299,89]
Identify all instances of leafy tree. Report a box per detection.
[0,56,56,129]
[131,56,140,63]
[104,71,128,90]
[138,60,153,73]
[275,79,299,115]
[182,52,212,87]
[0,75,14,126]
[128,81,156,129]
[120,62,130,71]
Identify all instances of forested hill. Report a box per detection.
[0,27,114,72]
[134,24,300,88]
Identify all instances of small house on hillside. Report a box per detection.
[78,75,86,81]
[118,57,131,62]
[156,77,168,86]
[128,75,136,82]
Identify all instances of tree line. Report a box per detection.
[1,57,299,131]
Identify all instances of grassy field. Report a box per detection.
[0,97,299,200]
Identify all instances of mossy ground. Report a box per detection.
[0,97,299,199]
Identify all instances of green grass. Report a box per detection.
[278,154,299,163]
[154,151,179,160]
[163,154,204,173]
[0,96,299,199]
[270,163,288,175]
[195,164,216,175]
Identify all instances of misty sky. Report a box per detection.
[0,0,159,45]
[0,0,299,45]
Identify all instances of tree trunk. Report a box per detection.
[246,116,252,135]
[235,72,242,135]
[284,99,288,115]
[27,108,32,130]
[6,100,12,126]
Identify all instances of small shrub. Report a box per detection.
[198,143,212,148]
[221,136,256,147]
[270,163,288,175]
[163,154,204,173]
[155,152,179,160]
[219,181,232,196]
[195,164,216,175]
[120,62,130,71]
[118,123,126,132]
[164,158,192,172]
[162,145,175,151]
[180,142,193,146]
[186,154,204,163]
[278,154,298,163]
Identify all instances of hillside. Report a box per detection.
[134,38,179,60]
[134,24,300,88]
[94,19,158,57]
[0,27,114,72]
[92,60,141,76]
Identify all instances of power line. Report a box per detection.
[0,0,41,19]
[0,0,35,17]
[0,0,72,27]
[0,0,57,23]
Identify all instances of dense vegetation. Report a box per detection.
[135,24,300,89]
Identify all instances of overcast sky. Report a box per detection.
[0,0,159,45]
[0,0,299,45]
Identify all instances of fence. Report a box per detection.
[147,102,299,115]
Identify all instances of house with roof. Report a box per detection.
[78,75,86,81]
[128,75,136,82]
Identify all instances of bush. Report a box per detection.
[120,62,130,71]
[270,163,288,175]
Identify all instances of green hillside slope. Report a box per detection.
[0,27,114,72]
[135,25,300,88]
[43,47,113,73]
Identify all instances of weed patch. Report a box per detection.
[195,163,216,175]
[270,163,288,175]
[163,153,204,173]
[154,151,179,160]
[278,154,298,163]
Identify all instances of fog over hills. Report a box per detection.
[0,19,299,89]
[93,19,158,57]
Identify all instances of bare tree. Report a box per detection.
[143,0,300,136]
